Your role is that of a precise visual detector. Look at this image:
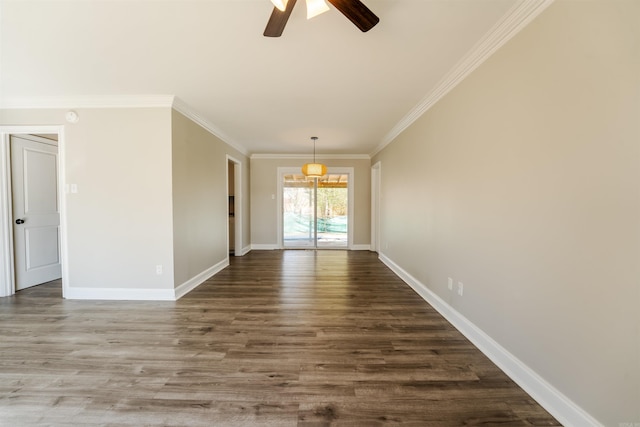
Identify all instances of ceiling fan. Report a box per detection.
[264,0,379,37]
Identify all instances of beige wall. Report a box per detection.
[250,157,371,247]
[1,108,175,292]
[1,107,251,297]
[372,1,639,425]
[171,110,250,287]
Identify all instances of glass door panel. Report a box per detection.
[317,174,348,247]
[283,174,315,248]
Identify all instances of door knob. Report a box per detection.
[15,219,25,224]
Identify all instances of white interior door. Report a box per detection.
[11,135,61,290]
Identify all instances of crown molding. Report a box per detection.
[371,0,555,157]
[251,153,370,160]
[0,95,175,109]
[0,95,250,156]
[171,97,248,157]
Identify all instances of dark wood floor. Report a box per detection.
[0,250,560,426]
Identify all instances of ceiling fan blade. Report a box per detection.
[264,0,298,37]
[327,0,379,32]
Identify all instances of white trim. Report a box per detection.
[251,153,370,160]
[276,167,286,249]
[63,257,230,301]
[173,97,248,156]
[238,245,251,256]
[370,161,381,253]
[174,258,229,300]
[0,136,14,297]
[226,155,243,257]
[57,127,69,299]
[346,167,355,250]
[378,252,603,427]
[251,244,278,250]
[371,0,555,157]
[0,125,67,299]
[0,95,175,109]
[234,160,243,256]
[350,244,370,251]
[65,287,176,301]
[1,96,250,156]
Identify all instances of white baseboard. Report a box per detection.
[250,244,372,251]
[251,244,279,250]
[65,258,230,301]
[236,245,251,256]
[350,244,371,251]
[174,258,229,300]
[64,286,175,301]
[378,253,602,427]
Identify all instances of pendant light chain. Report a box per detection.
[312,136,318,163]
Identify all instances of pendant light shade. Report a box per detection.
[302,137,327,178]
[306,0,330,19]
[270,0,288,11]
[302,162,327,178]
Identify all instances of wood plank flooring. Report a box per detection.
[0,250,560,426]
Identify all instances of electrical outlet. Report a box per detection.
[448,277,453,291]
[156,265,163,275]
[457,281,464,296]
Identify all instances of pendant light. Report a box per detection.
[302,136,327,178]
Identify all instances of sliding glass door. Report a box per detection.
[282,170,350,249]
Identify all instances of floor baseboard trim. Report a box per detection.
[237,245,252,256]
[378,253,602,427]
[351,244,371,251]
[174,258,229,300]
[251,244,279,250]
[65,287,175,301]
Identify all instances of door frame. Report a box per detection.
[226,155,243,256]
[277,166,354,249]
[371,161,381,253]
[0,126,68,298]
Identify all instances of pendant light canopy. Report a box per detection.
[302,137,327,178]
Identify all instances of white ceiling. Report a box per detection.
[1,0,536,155]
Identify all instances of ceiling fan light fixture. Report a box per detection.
[302,137,327,178]
[306,0,330,19]
[264,0,378,37]
[270,0,288,12]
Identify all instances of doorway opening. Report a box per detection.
[226,155,243,256]
[278,167,354,249]
[0,127,67,298]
